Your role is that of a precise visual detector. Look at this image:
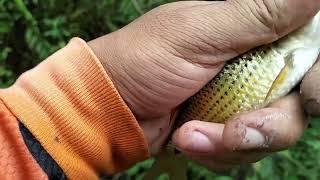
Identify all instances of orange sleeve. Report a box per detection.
[0,100,47,180]
[0,38,150,179]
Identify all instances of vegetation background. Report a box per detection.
[0,0,319,179]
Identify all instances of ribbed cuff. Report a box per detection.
[0,38,150,179]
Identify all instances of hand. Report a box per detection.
[301,60,320,116]
[88,0,320,160]
[173,61,320,171]
[172,93,307,171]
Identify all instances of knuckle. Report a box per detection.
[244,0,318,38]
[233,0,286,39]
[250,0,284,37]
[136,2,234,64]
[257,0,283,21]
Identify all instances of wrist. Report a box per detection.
[87,33,159,152]
[87,33,174,155]
[87,33,140,115]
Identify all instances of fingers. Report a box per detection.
[223,93,307,152]
[202,0,320,53]
[172,120,268,171]
[157,0,320,64]
[172,93,306,171]
[172,120,265,160]
[172,120,266,161]
[301,59,320,116]
[229,0,320,37]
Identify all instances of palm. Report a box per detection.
[136,56,226,120]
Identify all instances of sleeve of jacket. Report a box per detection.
[0,38,150,180]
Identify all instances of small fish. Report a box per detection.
[180,13,320,124]
[145,11,320,180]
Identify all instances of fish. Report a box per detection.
[144,11,320,180]
[180,14,320,124]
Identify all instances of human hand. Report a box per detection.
[88,0,320,163]
[301,60,320,116]
[172,93,307,171]
[172,58,320,172]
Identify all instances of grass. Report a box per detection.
[0,0,319,179]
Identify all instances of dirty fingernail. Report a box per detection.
[239,127,265,150]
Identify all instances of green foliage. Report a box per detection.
[0,0,319,180]
[0,0,174,86]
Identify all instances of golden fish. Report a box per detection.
[180,12,320,124]
[145,11,320,180]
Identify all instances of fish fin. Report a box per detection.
[265,54,293,102]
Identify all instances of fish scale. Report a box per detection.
[145,11,320,180]
[181,46,286,123]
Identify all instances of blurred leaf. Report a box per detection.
[0,47,11,61]
[0,1,319,180]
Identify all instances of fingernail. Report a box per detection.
[239,127,265,150]
[187,131,213,153]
